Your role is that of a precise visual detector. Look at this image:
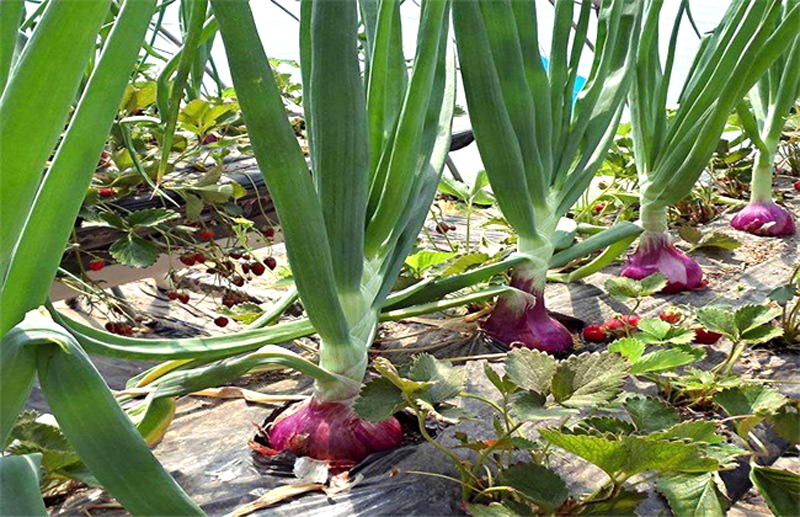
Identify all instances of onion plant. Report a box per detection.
[732,0,800,236]
[210,0,455,464]
[623,0,800,291]
[1,0,508,506]
[0,0,201,513]
[452,0,641,353]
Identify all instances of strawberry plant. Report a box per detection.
[604,271,668,314]
[695,303,783,375]
[767,263,800,345]
[356,351,733,515]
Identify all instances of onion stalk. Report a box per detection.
[625,0,800,290]
[452,0,641,353]
[1,1,202,512]
[213,0,454,463]
[732,0,800,236]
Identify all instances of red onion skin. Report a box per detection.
[267,398,402,464]
[730,202,795,236]
[482,271,573,355]
[620,232,703,294]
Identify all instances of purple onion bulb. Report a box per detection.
[482,272,573,354]
[267,398,402,465]
[620,231,704,294]
[730,202,795,236]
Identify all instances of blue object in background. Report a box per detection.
[541,57,586,104]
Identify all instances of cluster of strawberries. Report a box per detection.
[169,239,280,327]
[582,307,722,344]
[104,321,134,336]
[581,314,640,342]
[166,290,191,304]
[435,221,457,234]
[179,252,208,266]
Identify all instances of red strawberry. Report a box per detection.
[251,262,266,276]
[263,227,276,238]
[98,187,116,198]
[604,318,624,333]
[88,259,105,271]
[241,262,250,274]
[604,315,639,337]
[659,309,681,324]
[179,255,196,266]
[97,151,112,168]
[199,229,215,242]
[194,252,206,263]
[214,316,229,328]
[229,251,242,260]
[167,291,179,301]
[794,180,800,191]
[177,293,190,304]
[202,133,219,145]
[265,256,277,270]
[694,328,722,344]
[582,324,608,343]
[593,203,606,215]
[105,322,117,333]
[435,222,451,234]
[231,276,245,287]
[222,295,235,308]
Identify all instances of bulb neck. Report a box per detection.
[749,149,775,204]
[315,324,374,403]
[515,236,554,294]
[639,203,668,233]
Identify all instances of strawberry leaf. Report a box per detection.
[608,338,645,362]
[539,430,720,476]
[657,473,727,517]
[750,465,800,517]
[630,349,697,374]
[354,378,405,422]
[504,348,557,396]
[624,396,679,432]
[409,354,465,403]
[695,306,738,339]
[714,385,787,417]
[500,463,568,512]
[109,234,158,268]
[551,352,627,408]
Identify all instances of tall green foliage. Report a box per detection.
[619,0,800,291]
[731,0,800,235]
[630,0,800,228]
[212,0,455,400]
[0,1,202,513]
[452,0,641,351]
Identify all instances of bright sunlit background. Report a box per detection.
[167,0,727,106]
[17,0,728,181]
[142,0,730,183]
